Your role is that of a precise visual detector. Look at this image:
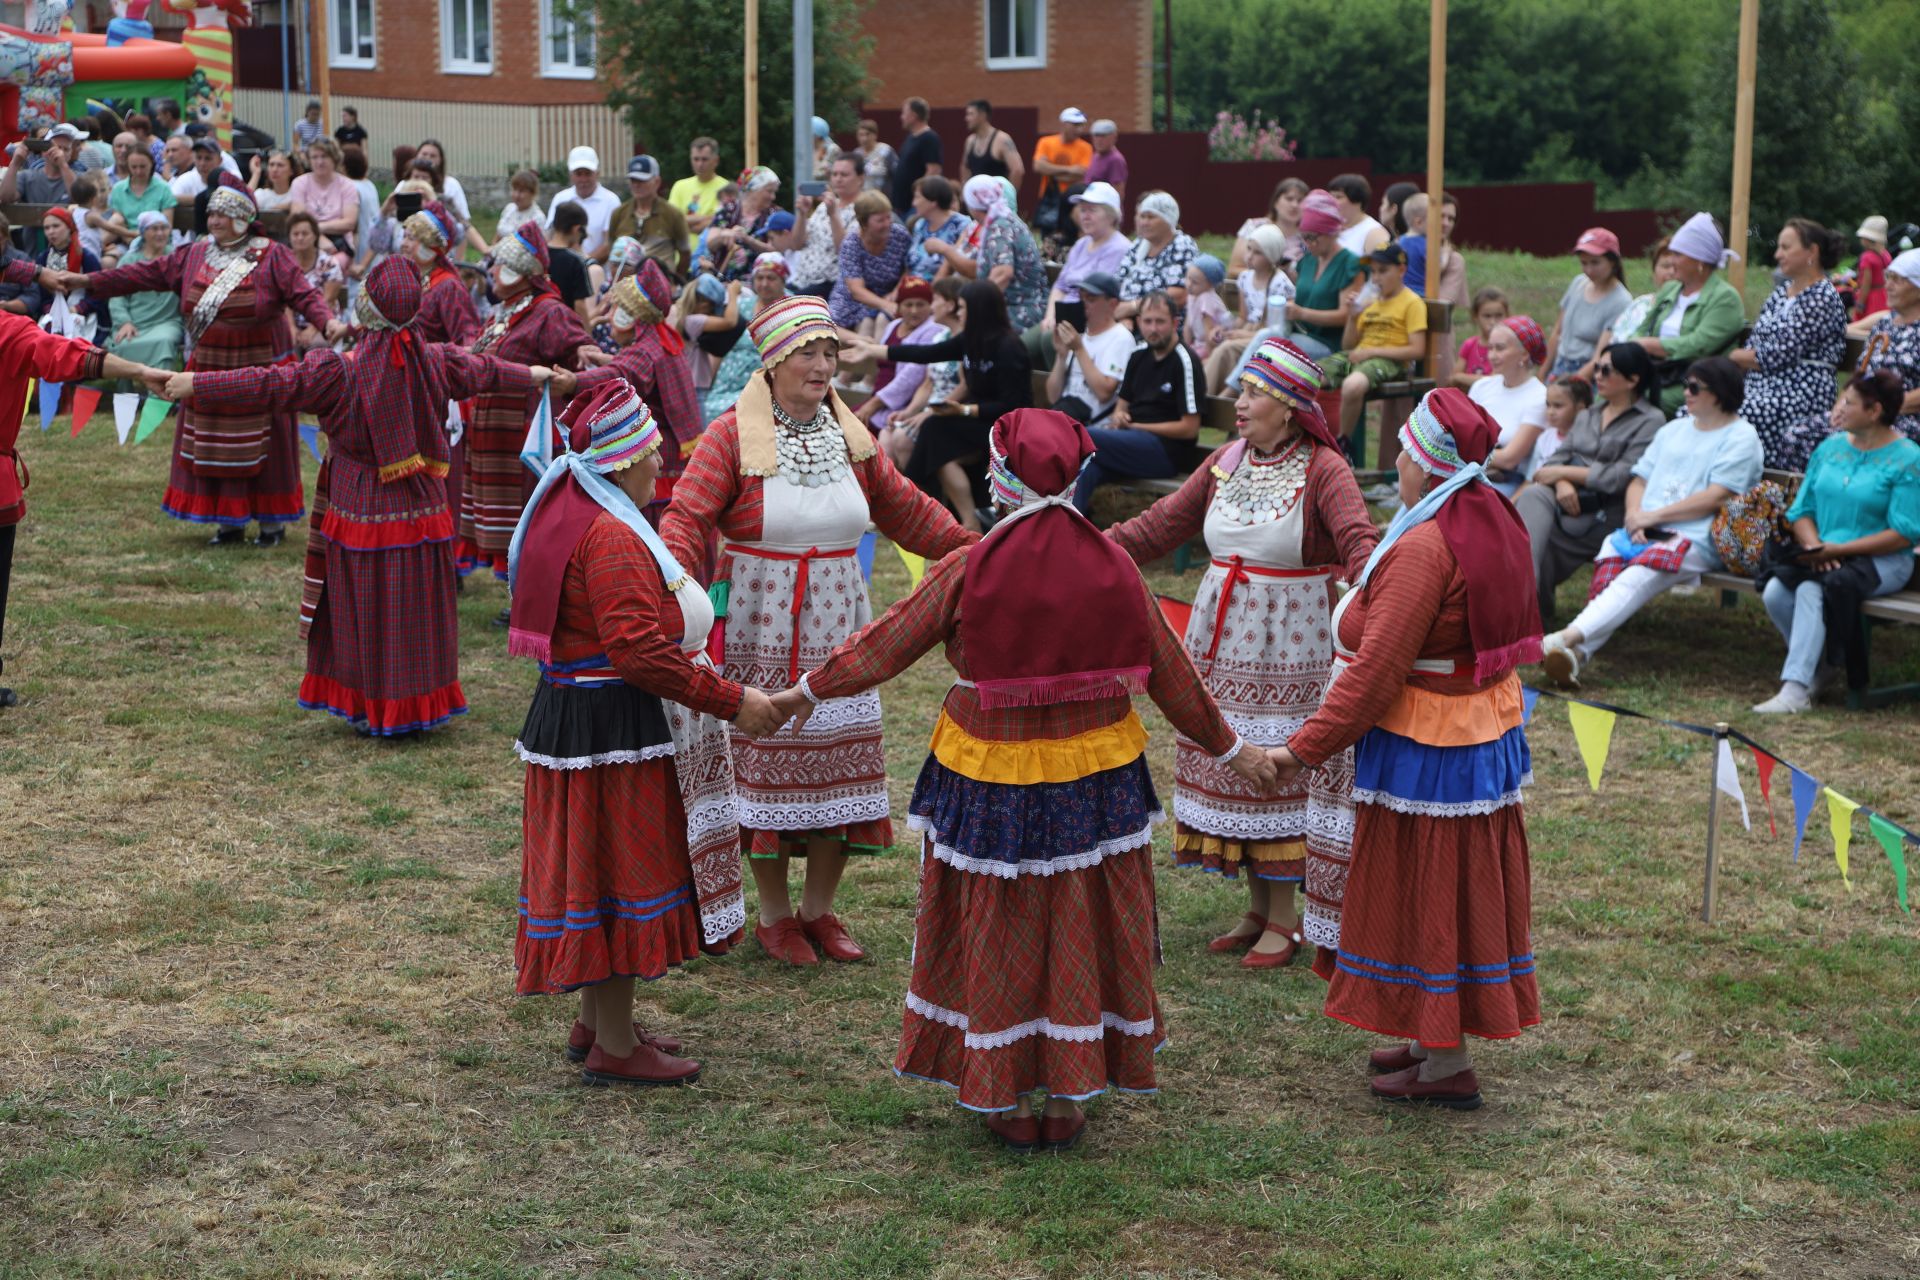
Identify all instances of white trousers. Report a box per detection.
[1566,541,1720,657]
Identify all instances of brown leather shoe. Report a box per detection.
[1369,1065,1483,1110]
[984,1112,1039,1153]
[755,916,818,966]
[1207,911,1266,954]
[799,911,866,962]
[1241,919,1302,970]
[1040,1110,1088,1152]
[566,1019,684,1063]
[580,1041,701,1087]
[1368,1042,1424,1074]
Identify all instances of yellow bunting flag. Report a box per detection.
[18,379,33,431]
[895,545,927,588]
[1565,702,1616,792]
[1825,788,1859,889]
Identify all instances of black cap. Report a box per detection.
[1078,271,1122,298]
[190,135,219,153]
[1369,243,1408,267]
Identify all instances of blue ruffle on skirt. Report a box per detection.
[906,755,1163,878]
[1350,723,1532,818]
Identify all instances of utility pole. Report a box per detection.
[793,0,814,187]
[744,0,759,169]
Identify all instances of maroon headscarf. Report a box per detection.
[960,409,1153,707]
[352,256,445,482]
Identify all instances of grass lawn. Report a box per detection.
[2,405,1917,1279]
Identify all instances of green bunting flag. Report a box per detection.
[1868,814,1910,914]
[133,396,174,445]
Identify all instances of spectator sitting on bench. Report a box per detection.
[1396,192,1433,297]
[1072,291,1201,512]
[1320,244,1428,444]
[1540,356,1763,689]
[1630,212,1747,417]
[1025,181,1131,372]
[1450,286,1507,387]
[1751,370,1920,714]
[1182,255,1233,364]
[1045,271,1134,425]
[1203,225,1293,392]
[1472,314,1551,496]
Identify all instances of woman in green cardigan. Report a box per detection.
[1632,212,1746,415]
[104,212,183,390]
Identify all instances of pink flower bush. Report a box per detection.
[1208,110,1299,163]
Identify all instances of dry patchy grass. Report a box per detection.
[1,422,1917,1279]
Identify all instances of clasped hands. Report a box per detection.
[731,686,818,738]
[1221,743,1306,796]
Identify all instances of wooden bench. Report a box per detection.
[1692,469,1920,709]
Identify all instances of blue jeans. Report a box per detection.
[1761,551,1914,686]
[1072,427,1180,512]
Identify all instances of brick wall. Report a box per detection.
[860,0,1151,133]
[299,0,604,106]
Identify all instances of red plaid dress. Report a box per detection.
[416,266,484,530]
[460,289,588,579]
[517,514,747,995]
[570,326,703,508]
[806,549,1239,1113]
[189,344,531,735]
[86,238,330,527]
[662,408,975,859]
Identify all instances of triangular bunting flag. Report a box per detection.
[519,385,555,475]
[1867,813,1910,914]
[1156,594,1193,636]
[18,379,34,433]
[445,399,464,447]
[1521,685,1541,726]
[299,422,325,463]
[856,530,876,582]
[68,385,101,438]
[112,392,139,444]
[39,379,62,432]
[1750,747,1779,838]
[1789,767,1820,863]
[132,395,173,444]
[896,544,926,588]
[1566,701,1616,791]
[1825,788,1859,889]
[1715,738,1750,831]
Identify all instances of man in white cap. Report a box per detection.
[546,145,621,258]
[0,123,91,205]
[1032,107,1091,205]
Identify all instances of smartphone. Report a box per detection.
[797,180,827,199]
[394,190,423,220]
[1054,300,1087,332]
[24,137,52,154]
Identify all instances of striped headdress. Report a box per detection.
[566,380,661,474]
[1239,336,1324,409]
[747,293,841,369]
[207,174,257,225]
[1399,390,1466,478]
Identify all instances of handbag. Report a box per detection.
[1033,188,1067,237]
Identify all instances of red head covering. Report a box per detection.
[960,409,1153,707]
[1502,314,1547,367]
[349,257,445,484]
[896,275,933,304]
[637,258,683,355]
[1408,388,1543,682]
[42,206,81,273]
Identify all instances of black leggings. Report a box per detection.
[0,521,14,683]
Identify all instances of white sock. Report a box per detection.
[1417,1045,1471,1081]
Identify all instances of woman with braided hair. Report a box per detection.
[58,174,345,545]
[164,257,555,736]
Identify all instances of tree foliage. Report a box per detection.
[597,0,873,180]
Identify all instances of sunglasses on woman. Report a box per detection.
[1594,363,1615,377]
[1683,379,1704,395]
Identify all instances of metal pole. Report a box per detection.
[280,1,292,149]
[744,0,759,170]
[313,0,332,136]
[1162,0,1173,133]
[1701,721,1730,923]
[1727,0,1759,295]
[792,0,813,189]
[1425,0,1445,302]
[300,0,313,99]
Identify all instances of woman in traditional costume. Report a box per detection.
[774,409,1276,1150]
[661,295,976,967]
[458,224,589,596]
[509,380,784,1085]
[1106,338,1377,968]
[1270,387,1543,1111]
[399,200,483,522]
[66,175,341,545]
[570,260,704,520]
[168,257,547,736]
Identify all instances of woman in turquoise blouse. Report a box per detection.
[104,212,183,388]
[1753,369,1920,713]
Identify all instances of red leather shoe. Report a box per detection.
[1240,919,1302,970]
[580,1041,701,1087]
[1040,1111,1088,1153]
[1207,912,1266,954]
[1369,1065,1483,1110]
[566,1019,684,1063]
[984,1112,1039,1153]
[755,916,819,966]
[1368,1042,1424,1074]
[799,911,866,962]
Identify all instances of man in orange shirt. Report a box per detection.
[1032,108,1091,202]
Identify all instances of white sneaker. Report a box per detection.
[1752,684,1812,715]
[1540,633,1581,690]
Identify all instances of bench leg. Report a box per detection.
[1375,398,1410,470]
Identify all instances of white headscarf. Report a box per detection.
[1669,211,1739,269]
[1887,248,1920,289]
[962,174,1011,224]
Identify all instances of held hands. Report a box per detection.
[323,319,350,343]
[1227,741,1280,795]
[160,370,194,401]
[526,365,554,385]
[769,687,815,735]
[732,688,784,738]
[1266,745,1303,790]
[549,367,578,396]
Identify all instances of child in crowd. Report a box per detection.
[1530,376,1591,482]
[69,176,130,268]
[877,275,966,469]
[1397,192,1432,296]
[1320,243,1428,440]
[495,169,544,242]
[1854,215,1890,319]
[1182,254,1233,360]
[1452,286,1507,387]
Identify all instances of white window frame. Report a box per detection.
[441,0,493,74]
[983,0,1046,71]
[328,0,376,69]
[539,0,597,80]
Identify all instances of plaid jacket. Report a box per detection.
[87,238,333,336]
[415,268,482,347]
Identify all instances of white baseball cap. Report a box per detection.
[46,123,86,141]
[1059,107,1088,125]
[566,145,600,172]
[1069,181,1123,215]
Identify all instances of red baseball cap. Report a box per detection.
[1573,227,1620,256]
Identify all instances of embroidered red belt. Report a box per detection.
[729,544,860,683]
[1203,556,1333,666]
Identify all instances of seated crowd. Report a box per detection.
[8,101,1917,715]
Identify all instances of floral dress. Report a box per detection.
[1118,232,1200,318]
[1742,277,1848,468]
[701,291,766,425]
[1775,309,1920,471]
[976,216,1047,330]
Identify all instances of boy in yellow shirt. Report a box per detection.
[1321,243,1428,439]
